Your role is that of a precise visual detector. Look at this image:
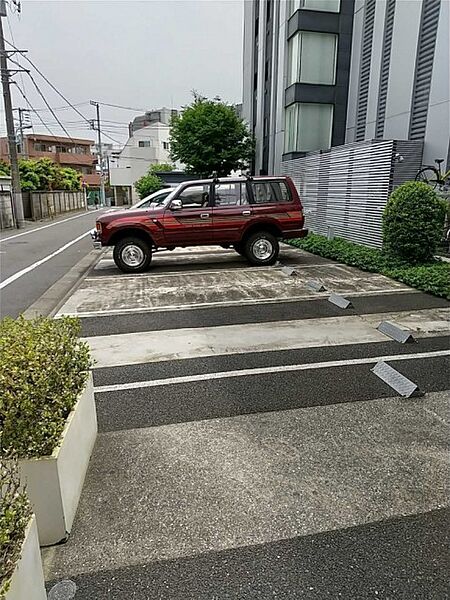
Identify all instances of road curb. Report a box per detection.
[23,249,103,319]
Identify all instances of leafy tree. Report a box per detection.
[0,159,10,176]
[134,163,173,199]
[134,172,164,199]
[56,167,82,191]
[16,158,81,191]
[169,93,254,177]
[148,163,174,174]
[18,160,41,191]
[382,181,446,263]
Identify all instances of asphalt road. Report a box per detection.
[0,209,104,318]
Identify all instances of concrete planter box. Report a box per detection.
[19,373,97,546]
[5,515,46,600]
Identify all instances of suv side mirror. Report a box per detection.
[170,199,182,211]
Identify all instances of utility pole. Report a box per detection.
[0,0,24,227]
[90,100,105,206]
[15,107,30,158]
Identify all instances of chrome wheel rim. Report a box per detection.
[252,238,273,260]
[121,244,144,267]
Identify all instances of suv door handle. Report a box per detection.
[242,210,251,216]
[200,213,210,219]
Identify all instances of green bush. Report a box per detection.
[134,173,164,199]
[287,233,450,299]
[384,262,450,298]
[382,181,446,263]
[0,316,91,458]
[0,460,32,598]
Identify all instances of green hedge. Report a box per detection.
[287,234,450,299]
[0,316,91,458]
[0,461,32,598]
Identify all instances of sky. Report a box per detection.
[2,0,244,145]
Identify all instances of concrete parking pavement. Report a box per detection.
[43,244,450,599]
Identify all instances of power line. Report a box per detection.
[92,100,146,112]
[4,37,92,126]
[7,54,78,142]
[12,81,57,137]
[32,102,91,113]
[27,72,77,143]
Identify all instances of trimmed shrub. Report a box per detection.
[0,460,32,597]
[0,316,91,458]
[382,181,446,263]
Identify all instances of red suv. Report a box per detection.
[93,176,307,273]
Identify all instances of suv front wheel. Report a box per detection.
[245,231,279,266]
[113,236,152,273]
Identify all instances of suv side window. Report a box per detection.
[214,183,248,207]
[176,184,211,208]
[251,181,292,204]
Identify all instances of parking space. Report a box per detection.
[44,244,450,598]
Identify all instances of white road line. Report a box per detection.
[59,287,415,318]
[0,209,101,244]
[0,231,91,290]
[94,349,450,392]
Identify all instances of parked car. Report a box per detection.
[92,176,307,273]
[130,187,175,210]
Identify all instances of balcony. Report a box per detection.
[56,152,95,167]
[26,149,94,167]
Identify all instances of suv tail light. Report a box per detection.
[96,222,102,233]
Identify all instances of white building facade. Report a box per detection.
[110,108,178,205]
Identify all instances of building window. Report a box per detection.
[34,143,51,152]
[162,141,169,150]
[287,31,337,86]
[138,140,152,148]
[288,0,340,16]
[301,0,340,12]
[284,103,333,152]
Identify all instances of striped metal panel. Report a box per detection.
[355,0,376,141]
[409,0,441,140]
[391,140,424,189]
[375,0,396,139]
[281,139,423,249]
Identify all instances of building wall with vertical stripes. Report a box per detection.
[346,0,449,169]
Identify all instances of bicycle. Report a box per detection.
[415,159,450,190]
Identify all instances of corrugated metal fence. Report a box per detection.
[281,139,423,248]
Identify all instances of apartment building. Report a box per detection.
[0,134,101,186]
[243,0,449,173]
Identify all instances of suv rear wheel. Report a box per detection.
[244,231,279,266]
[113,236,152,273]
